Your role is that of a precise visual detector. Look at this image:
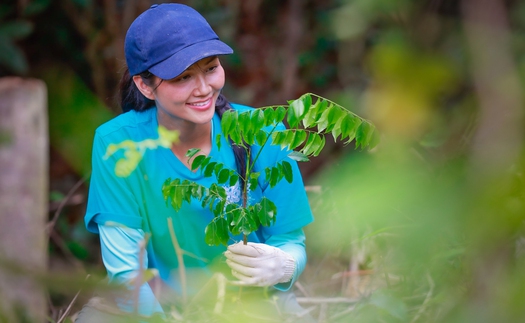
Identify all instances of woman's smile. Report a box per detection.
[187,97,213,111]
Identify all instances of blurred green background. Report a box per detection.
[1,0,525,322]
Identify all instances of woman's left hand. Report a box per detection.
[224,242,296,287]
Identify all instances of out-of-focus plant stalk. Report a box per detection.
[462,0,524,185]
[462,0,525,318]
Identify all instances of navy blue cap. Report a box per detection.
[125,3,233,79]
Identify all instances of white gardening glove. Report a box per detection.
[224,242,296,287]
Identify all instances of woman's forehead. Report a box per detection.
[188,56,218,69]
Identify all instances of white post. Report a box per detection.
[0,77,48,322]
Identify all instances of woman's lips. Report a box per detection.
[187,98,212,110]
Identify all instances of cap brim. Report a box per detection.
[149,39,233,80]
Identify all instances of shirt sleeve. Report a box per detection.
[98,224,164,316]
[261,228,307,291]
[85,133,143,233]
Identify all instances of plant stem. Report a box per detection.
[241,147,253,245]
[248,123,278,174]
[167,218,187,304]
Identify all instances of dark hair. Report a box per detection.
[118,67,250,188]
[118,68,157,112]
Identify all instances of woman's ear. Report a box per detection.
[133,75,155,100]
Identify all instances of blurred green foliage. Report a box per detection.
[303,0,525,322]
[0,0,51,74]
[1,0,525,322]
[41,65,114,176]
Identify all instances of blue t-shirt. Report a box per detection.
[85,104,314,302]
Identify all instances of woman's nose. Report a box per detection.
[193,73,211,96]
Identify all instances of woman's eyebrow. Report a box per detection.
[202,56,218,64]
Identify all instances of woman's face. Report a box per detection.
[136,56,225,127]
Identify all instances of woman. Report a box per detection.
[77,3,314,322]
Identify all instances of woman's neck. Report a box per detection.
[157,114,213,168]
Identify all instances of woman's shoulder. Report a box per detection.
[95,108,156,139]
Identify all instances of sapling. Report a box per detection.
[161,93,378,246]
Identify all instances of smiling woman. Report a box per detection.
[133,56,226,164]
[76,3,315,323]
[135,56,225,129]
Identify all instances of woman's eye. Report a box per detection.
[176,74,191,82]
[207,65,218,73]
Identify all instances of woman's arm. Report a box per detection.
[263,228,307,291]
[98,224,164,316]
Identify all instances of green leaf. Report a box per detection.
[204,162,217,177]
[229,174,239,187]
[269,167,280,188]
[249,172,260,191]
[255,129,268,146]
[303,98,323,128]
[217,168,230,184]
[341,114,362,144]
[265,167,272,183]
[230,208,248,235]
[215,134,222,150]
[258,197,277,226]
[275,106,286,123]
[161,178,172,200]
[281,161,293,183]
[325,105,344,132]
[250,109,265,133]
[313,135,326,157]
[204,217,229,246]
[221,110,237,136]
[200,156,211,169]
[246,208,260,232]
[213,183,227,200]
[202,194,214,209]
[290,130,307,150]
[331,115,343,141]
[181,180,192,203]
[191,184,205,200]
[287,96,307,128]
[191,154,206,170]
[283,130,295,150]
[238,111,251,135]
[300,133,315,155]
[244,129,255,146]
[271,131,286,148]
[225,204,237,225]
[369,125,380,149]
[213,199,225,217]
[288,151,309,162]
[302,133,322,156]
[317,103,335,133]
[302,93,312,111]
[186,148,201,158]
[239,111,254,144]
[229,128,242,145]
[263,107,275,126]
[356,121,372,149]
[171,185,183,211]
[213,163,224,176]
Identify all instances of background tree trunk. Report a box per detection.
[0,77,48,322]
